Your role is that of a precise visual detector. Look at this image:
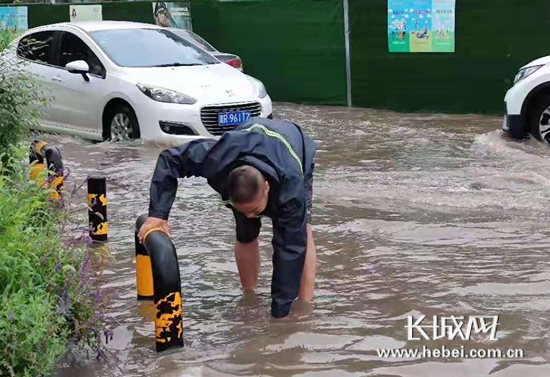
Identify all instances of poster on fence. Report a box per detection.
[153,2,192,31]
[432,0,455,52]
[388,0,455,53]
[70,5,103,22]
[0,6,28,34]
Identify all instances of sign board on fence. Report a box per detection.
[0,6,28,33]
[70,5,103,23]
[388,0,455,53]
[153,2,192,31]
[432,0,455,52]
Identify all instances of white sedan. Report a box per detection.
[3,21,273,143]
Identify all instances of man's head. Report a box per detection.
[228,165,270,218]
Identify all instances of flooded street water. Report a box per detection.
[51,103,550,376]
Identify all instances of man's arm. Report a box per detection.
[148,139,216,220]
[270,192,308,318]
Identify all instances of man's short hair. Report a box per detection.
[228,165,264,204]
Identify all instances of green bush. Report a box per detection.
[0,27,105,377]
[0,151,105,377]
[0,28,45,159]
[0,290,67,377]
[0,25,106,376]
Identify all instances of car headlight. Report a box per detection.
[245,75,268,99]
[514,65,543,85]
[136,84,196,105]
[257,80,267,99]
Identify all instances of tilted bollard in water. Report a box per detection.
[136,214,184,352]
[43,145,64,201]
[29,140,64,202]
[88,177,108,242]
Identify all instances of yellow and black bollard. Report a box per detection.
[88,176,108,242]
[43,145,64,202]
[29,140,65,201]
[29,140,46,181]
[136,214,184,352]
[135,214,154,300]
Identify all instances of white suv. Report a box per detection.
[504,56,550,142]
[2,21,273,143]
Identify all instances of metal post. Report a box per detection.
[136,214,184,352]
[88,177,108,242]
[343,0,352,107]
[135,214,154,300]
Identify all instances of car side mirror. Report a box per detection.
[65,60,90,82]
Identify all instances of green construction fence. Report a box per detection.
[191,0,347,106]
[25,0,347,106]
[349,0,550,114]
[10,0,550,114]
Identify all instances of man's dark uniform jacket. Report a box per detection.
[148,117,316,318]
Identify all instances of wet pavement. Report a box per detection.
[51,103,550,376]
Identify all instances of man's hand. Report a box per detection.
[137,217,170,243]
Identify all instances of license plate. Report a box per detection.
[218,111,251,127]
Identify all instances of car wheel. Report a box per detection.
[107,104,140,142]
[529,95,550,143]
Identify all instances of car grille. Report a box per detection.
[201,102,262,136]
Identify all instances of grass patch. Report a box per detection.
[0,27,106,377]
[0,150,106,377]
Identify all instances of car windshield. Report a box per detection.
[173,30,218,53]
[89,28,219,68]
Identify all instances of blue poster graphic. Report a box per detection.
[408,0,432,52]
[388,0,411,52]
[0,6,28,33]
[153,2,192,31]
[432,0,455,52]
[388,0,454,53]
